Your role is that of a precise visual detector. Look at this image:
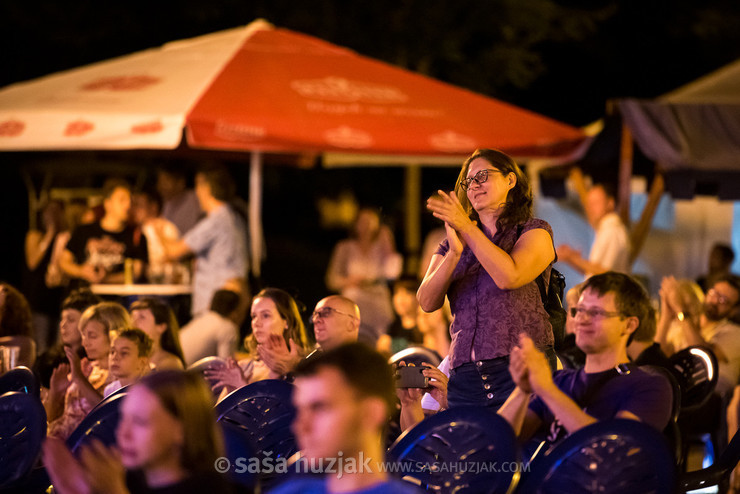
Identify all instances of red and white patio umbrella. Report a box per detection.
[0,19,587,275]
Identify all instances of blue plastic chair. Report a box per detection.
[187,356,229,398]
[387,406,520,494]
[0,391,47,490]
[681,426,740,492]
[66,387,128,454]
[669,345,718,413]
[517,418,676,494]
[215,379,297,491]
[388,346,442,368]
[0,366,40,397]
[219,420,260,492]
[670,345,721,472]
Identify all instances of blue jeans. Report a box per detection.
[447,347,556,411]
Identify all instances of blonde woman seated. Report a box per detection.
[205,288,310,397]
[47,302,131,439]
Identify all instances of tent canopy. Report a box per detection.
[619,58,740,174]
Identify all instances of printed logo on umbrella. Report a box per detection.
[81,75,161,91]
[0,120,25,137]
[291,77,408,104]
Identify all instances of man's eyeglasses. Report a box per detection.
[461,169,503,191]
[707,288,734,305]
[569,307,625,319]
[311,307,356,321]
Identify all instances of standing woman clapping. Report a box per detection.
[418,148,557,410]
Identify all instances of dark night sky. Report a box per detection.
[2,1,740,304]
[3,0,740,126]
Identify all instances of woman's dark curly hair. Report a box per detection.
[453,148,533,231]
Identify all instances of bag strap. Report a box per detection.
[580,363,632,410]
[516,224,548,301]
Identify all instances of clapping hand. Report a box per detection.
[258,334,303,376]
[513,334,554,396]
[426,190,476,234]
[659,276,683,316]
[204,357,252,393]
[49,362,71,398]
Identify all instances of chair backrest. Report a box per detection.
[66,389,128,454]
[640,364,683,463]
[219,420,260,491]
[188,356,228,397]
[387,406,520,494]
[517,418,676,494]
[0,366,40,397]
[0,391,47,489]
[681,426,740,491]
[669,345,719,413]
[388,346,442,368]
[214,379,297,491]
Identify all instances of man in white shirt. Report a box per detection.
[179,289,245,365]
[557,182,631,277]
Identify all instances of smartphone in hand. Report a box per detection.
[395,365,429,388]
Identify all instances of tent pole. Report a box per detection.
[249,151,263,279]
[404,164,421,276]
[618,122,633,227]
[629,170,665,265]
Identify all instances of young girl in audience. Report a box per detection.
[47,301,131,439]
[206,287,310,395]
[129,297,185,371]
[104,328,153,398]
[43,370,237,494]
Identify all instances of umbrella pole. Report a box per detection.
[249,151,263,280]
[404,164,421,276]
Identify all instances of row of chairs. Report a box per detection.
[0,367,673,494]
[0,342,735,493]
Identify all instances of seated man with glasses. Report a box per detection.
[307,295,361,357]
[498,272,673,454]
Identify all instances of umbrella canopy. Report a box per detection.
[186,22,585,158]
[0,25,253,149]
[0,19,584,158]
[0,19,587,278]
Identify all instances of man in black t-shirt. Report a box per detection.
[59,178,148,288]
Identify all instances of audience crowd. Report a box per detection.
[3,152,740,493]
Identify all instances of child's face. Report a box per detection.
[109,337,147,380]
[80,320,111,361]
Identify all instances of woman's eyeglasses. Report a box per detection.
[461,169,503,191]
